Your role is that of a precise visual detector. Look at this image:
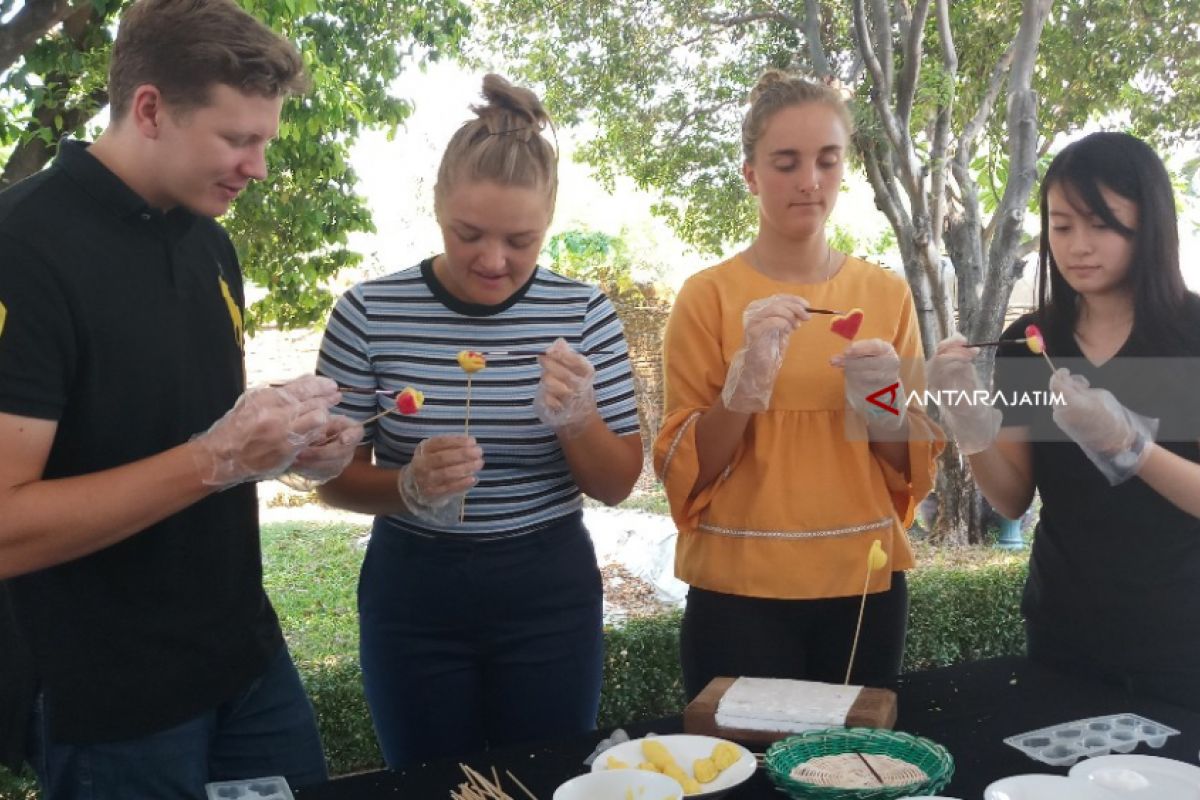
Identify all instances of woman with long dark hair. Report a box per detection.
[930,131,1200,710]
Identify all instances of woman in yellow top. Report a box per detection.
[654,71,943,699]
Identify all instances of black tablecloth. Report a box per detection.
[294,656,1200,799]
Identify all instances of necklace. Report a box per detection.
[748,242,835,283]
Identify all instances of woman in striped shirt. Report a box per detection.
[315,75,643,769]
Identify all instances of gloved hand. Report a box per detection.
[193,375,339,489]
[721,294,811,413]
[277,414,364,491]
[397,434,484,525]
[832,338,905,432]
[926,334,1003,455]
[1050,368,1157,485]
[534,337,597,437]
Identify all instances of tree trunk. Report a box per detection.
[930,445,984,546]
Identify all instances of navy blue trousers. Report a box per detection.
[29,646,326,800]
[359,512,604,769]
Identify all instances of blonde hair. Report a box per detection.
[109,0,308,119]
[434,74,558,217]
[741,69,853,162]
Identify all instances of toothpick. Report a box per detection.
[844,557,873,686]
[854,751,885,785]
[460,372,473,524]
[505,770,538,800]
[845,541,887,685]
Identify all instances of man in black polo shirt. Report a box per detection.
[0,1,362,797]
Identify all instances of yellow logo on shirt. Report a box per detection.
[218,275,244,350]
[0,300,6,339]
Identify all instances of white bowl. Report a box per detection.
[984,774,1119,799]
[553,769,683,800]
[591,734,755,799]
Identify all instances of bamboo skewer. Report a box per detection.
[450,763,536,800]
[460,371,474,524]
[845,541,888,685]
[854,750,885,785]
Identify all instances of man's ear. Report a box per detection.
[129,84,166,139]
[742,160,759,196]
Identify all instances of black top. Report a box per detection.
[0,140,283,744]
[993,303,1200,669]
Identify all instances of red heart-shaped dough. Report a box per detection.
[830,308,864,340]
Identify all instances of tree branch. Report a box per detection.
[0,84,108,189]
[869,0,893,91]
[0,0,87,75]
[957,42,1016,165]
[928,0,957,251]
[852,0,912,188]
[0,2,108,189]
[801,0,830,77]
[895,0,931,129]
[980,0,1052,340]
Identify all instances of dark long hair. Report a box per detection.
[1035,132,1187,353]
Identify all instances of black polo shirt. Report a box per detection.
[994,305,1200,672]
[0,140,283,744]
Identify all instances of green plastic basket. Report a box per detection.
[763,727,954,800]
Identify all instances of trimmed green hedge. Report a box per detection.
[0,552,1028,798]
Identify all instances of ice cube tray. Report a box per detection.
[204,776,294,800]
[1004,713,1178,767]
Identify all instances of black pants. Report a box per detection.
[359,513,604,769]
[1026,621,1200,713]
[680,573,908,700]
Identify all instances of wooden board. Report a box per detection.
[682,677,898,746]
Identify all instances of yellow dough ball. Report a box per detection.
[642,739,677,771]
[605,755,629,769]
[637,761,661,772]
[711,741,741,771]
[663,764,688,785]
[693,757,718,784]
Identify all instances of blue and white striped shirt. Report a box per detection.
[317,259,640,538]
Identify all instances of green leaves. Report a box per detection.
[1,0,471,331]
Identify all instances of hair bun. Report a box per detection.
[474,73,550,139]
[749,69,791,103]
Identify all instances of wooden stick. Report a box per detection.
[505,770,538,800]
[963,337,1028,348]
[854,751,885,785]
[270,381,385,394]
[460,373,473,524]
[1039,348,1058,373]
[844,557,873,685]
[485,349,615,356]
[805,307,843,315]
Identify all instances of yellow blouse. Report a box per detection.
[653,254,943,600]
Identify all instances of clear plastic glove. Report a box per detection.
[193,375,339,489]
[277,415,364,491]
[397,434,483,525]
[721,294,811,413]
[926,334,1003,455]
[583,727,633,766]
[533,337,597,436]
[832,338,905,432]
[1049,368,1158,485]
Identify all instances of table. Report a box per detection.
[294,656,1200,798]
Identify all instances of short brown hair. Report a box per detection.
[108,0,309,119]
[434,74,559,217]
[742,69,854,162]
